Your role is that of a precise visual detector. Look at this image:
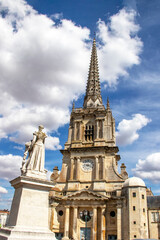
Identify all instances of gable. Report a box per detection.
[62,189,109,201]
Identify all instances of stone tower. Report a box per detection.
[50,39,129,240]
[122,177,149,240]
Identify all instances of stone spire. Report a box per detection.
[83,38,103,108]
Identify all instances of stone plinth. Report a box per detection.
[0,176,55,240]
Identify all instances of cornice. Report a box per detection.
[60,146,119,154]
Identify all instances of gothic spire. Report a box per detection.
[83,38,103,108]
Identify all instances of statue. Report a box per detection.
[21,125,47,176]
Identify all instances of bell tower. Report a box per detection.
[56,38,127,193]
[50,38,129,240]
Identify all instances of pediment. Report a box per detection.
[63,189,109,201]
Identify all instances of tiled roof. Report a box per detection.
[147,195,160,209]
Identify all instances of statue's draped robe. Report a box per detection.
[26,131,46,172]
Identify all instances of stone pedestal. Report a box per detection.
[0,176,55,240]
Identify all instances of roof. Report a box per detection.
[147,195,160,209]
[123,177,146,188]
[0,210,9,214]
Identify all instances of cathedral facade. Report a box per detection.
[0,39,160,240]
[49,39,158,240]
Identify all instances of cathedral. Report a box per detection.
[49,39,160,240]
[0,39,160,240]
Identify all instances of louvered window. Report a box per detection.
[85,125,94,141]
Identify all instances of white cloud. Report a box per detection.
[97,8,143,86]
[46,170,52,181]
[0,150,56,181]
[51,13,63,20]
[0,0,90,144]
[0,154,22,180]
[0,0,142,146]
[133,152,160,183]
[116,114,151,146]
[0,186,8,194]
[14,146,24,151]
[45,136,62,150]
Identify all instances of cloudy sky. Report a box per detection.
[0,0,160,209]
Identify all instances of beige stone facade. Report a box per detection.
[49,39,160,240]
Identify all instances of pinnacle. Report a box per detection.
[72,101,75,111]
[107,97,110,110]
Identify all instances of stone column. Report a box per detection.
[95,156,99,180]
[102,119,104,138]
[96,120,99,139]
[92,207,97,240]
[74,122,77,140]
[117,203,122,240]
[76,157,80,181]
[100,207,106,240]
[72,207,78,239]
[50,204,57,231]
[102,156,105,179]
[70,158,74,180]
[79,121,82,141]
[63,207,70,240]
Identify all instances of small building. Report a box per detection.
[147,196,160,239]
[0,210,9,228]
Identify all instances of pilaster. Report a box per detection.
[92,207,97,240]
[70,158,74,180]
[76,157,80,181]
[95,156,99,180]
[102,156,105,179]
[117,202,122,240]
[100,207,106,240]
[63,207,70,240]
[72,206,78,240]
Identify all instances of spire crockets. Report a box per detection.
[83,38,103,108]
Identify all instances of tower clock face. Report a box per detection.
[81,159,94,172]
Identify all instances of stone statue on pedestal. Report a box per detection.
[0,125,55,240]
[21,125,47,178]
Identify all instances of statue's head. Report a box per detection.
[38,125,44,131]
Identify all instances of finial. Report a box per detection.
[107,97,110,110]
[72,101,75,110]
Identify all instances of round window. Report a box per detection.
[110,211,116,217]
[58,210,63,216]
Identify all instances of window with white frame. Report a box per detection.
[151,212,160,222]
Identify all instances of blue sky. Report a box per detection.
[0,0,160,209]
